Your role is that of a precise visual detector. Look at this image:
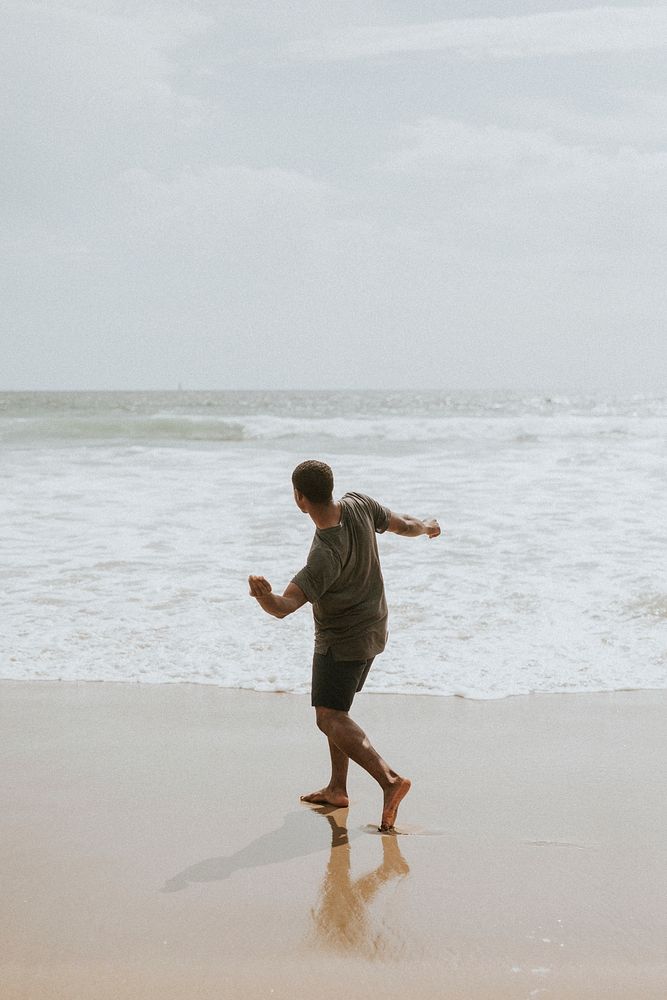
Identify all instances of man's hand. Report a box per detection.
[387,512,442,538]
[247,578,307,619]
[248,575,272,598]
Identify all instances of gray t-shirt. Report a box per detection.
[291,492,391,661]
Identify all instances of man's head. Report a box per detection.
[292,460,334,509]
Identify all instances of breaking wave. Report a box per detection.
[2,408,666,448]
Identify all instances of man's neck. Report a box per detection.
[310,500,342,530]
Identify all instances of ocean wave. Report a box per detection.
[0,415,247,443]
[2,410,665,446]
[3,417,666,699]
[625,593,667,621]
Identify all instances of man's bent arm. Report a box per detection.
[248,577,307,619]
[387,512,441,538]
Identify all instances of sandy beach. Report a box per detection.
[1,680,666,999]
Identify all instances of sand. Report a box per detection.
[1,679,666,999]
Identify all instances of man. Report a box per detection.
[248,460,440,832]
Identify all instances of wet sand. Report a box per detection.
[1,680,666,999]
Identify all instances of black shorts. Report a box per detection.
[311,648,374,712]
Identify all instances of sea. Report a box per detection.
[2,390,665,699]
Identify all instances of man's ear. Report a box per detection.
[293,488,308,511]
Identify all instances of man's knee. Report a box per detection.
[315,706,345,732]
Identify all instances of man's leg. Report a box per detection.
[314,707,411,831]
[301,737,350,807]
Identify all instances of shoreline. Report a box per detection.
[2,680,666,999]
[2,673,665,702]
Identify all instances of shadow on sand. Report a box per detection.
[161,804,362,892]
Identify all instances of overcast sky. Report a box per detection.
[2,1,666,391]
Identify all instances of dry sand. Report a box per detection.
[1,680,666,999]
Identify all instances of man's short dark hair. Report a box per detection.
[292,460,334,504]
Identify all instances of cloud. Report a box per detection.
[114,164,334,239]
[380,116,667,257]
[290,5,667,61]
[385,115,667,178]
[2,1,212,133]
[3,2,666,390]
[497,90,667,150]
[1,1,214,236]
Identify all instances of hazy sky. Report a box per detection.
[2,1,666,391]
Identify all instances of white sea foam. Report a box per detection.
[1,390,666,698]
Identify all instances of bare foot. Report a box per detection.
[300,787,349,808]
[379,776,411,831]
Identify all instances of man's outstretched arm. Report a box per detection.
[248,577,307,619]
[386,512,441,538]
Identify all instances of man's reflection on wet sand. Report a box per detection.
[309,806,410,960]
